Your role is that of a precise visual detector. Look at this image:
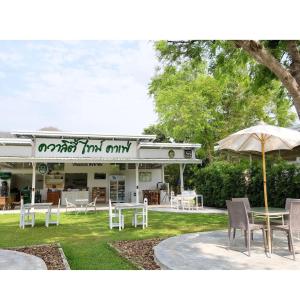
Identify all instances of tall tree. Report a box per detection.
[155,40,300,118]
[149,57,296,160]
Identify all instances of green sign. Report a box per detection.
[168,149,175,159]
[38,163,48,175]
[0,172,12,180]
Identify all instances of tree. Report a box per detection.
[154,40,300,118]
[149,59,296,160]
[143,124,170,142]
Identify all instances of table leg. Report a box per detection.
[266,215,272,258]
[119,208,122,231]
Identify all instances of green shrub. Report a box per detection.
[190,158,300,208]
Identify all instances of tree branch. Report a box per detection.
[234,40,300,117]
[287,40,300,83]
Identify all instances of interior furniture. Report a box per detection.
[92,187,106,203]
[142,190,160,205]
[47,190,61,205]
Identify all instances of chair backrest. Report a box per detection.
[285,198,300,210]
[20,196,24,212]
[226,200,249,230]
[57,198,61,211]
[289,201,300,232]
[232,197,251,211]
[93,197,98,204]
[108,199,113,215]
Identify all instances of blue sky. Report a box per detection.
[0,41,158,134]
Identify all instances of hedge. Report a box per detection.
[190,159,300,208]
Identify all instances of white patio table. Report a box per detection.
[113,203,146,230]
[23,202,53,227]
[75,199,89,213]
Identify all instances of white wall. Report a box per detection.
[0,145,32,157]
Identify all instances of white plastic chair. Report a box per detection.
[45,198,60,227]
[132,198,148,229]
[19,197,35,229]
[170,193,180,210]
[65,198,77,213]
[85,197,97,214]
[109,199,124,230]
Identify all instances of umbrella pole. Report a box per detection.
[261,137,271,257]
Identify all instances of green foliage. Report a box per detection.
[191,159,300,208]
[149,55,295,159]
[143,124,171,142]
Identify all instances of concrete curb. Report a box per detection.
[57,243,71,270]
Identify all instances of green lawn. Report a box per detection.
[0,210,227,269]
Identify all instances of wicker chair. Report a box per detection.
[226,200,266,256]
[271,201,300,260]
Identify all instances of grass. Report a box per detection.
[0,210,228,269]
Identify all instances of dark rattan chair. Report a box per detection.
[226,200,266,256]
[271,201,300,260]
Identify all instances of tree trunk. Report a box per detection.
[234,40,300,118]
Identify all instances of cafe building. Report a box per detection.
[0,130,201,206]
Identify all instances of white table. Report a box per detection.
[75,199,89,213]
[113,203,146,230]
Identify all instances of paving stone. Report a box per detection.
[0,249,47,270]
[154,230,300,270]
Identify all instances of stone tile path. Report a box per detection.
[154,230,300,270]
[0,249,47,270]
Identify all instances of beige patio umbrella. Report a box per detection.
[217,121,300,255]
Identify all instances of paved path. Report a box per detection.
[0,249,47,270]
[154,230,300,270]
[148,207,227,214]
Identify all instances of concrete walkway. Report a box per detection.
[148,206,226,214]
[0,249,47,270]
[154,230,300,270]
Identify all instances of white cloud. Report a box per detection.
[0,41,158,134]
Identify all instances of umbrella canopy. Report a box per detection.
[218,122,300,153]
[217,121,300,256]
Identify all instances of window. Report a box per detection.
[94,173,106,180]
[139,172,152,182]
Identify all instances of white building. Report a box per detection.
[0,130,201,205]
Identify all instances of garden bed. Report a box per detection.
[9,244,70,270]
[110,238,163,270]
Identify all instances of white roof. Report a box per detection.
[139,142,201,149]
[12,131,156,141]
[0,138,32,145]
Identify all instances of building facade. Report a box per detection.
[0,131,201,205]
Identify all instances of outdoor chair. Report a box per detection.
[226,200,266,256]
[45,198,60,227]
[19,197,35,229]
[132,198,148,229]
[232,197,254,227]
[85,197,97,214]
[65,198,77,213]
[109,199,124,230]
[271,201,300,260]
